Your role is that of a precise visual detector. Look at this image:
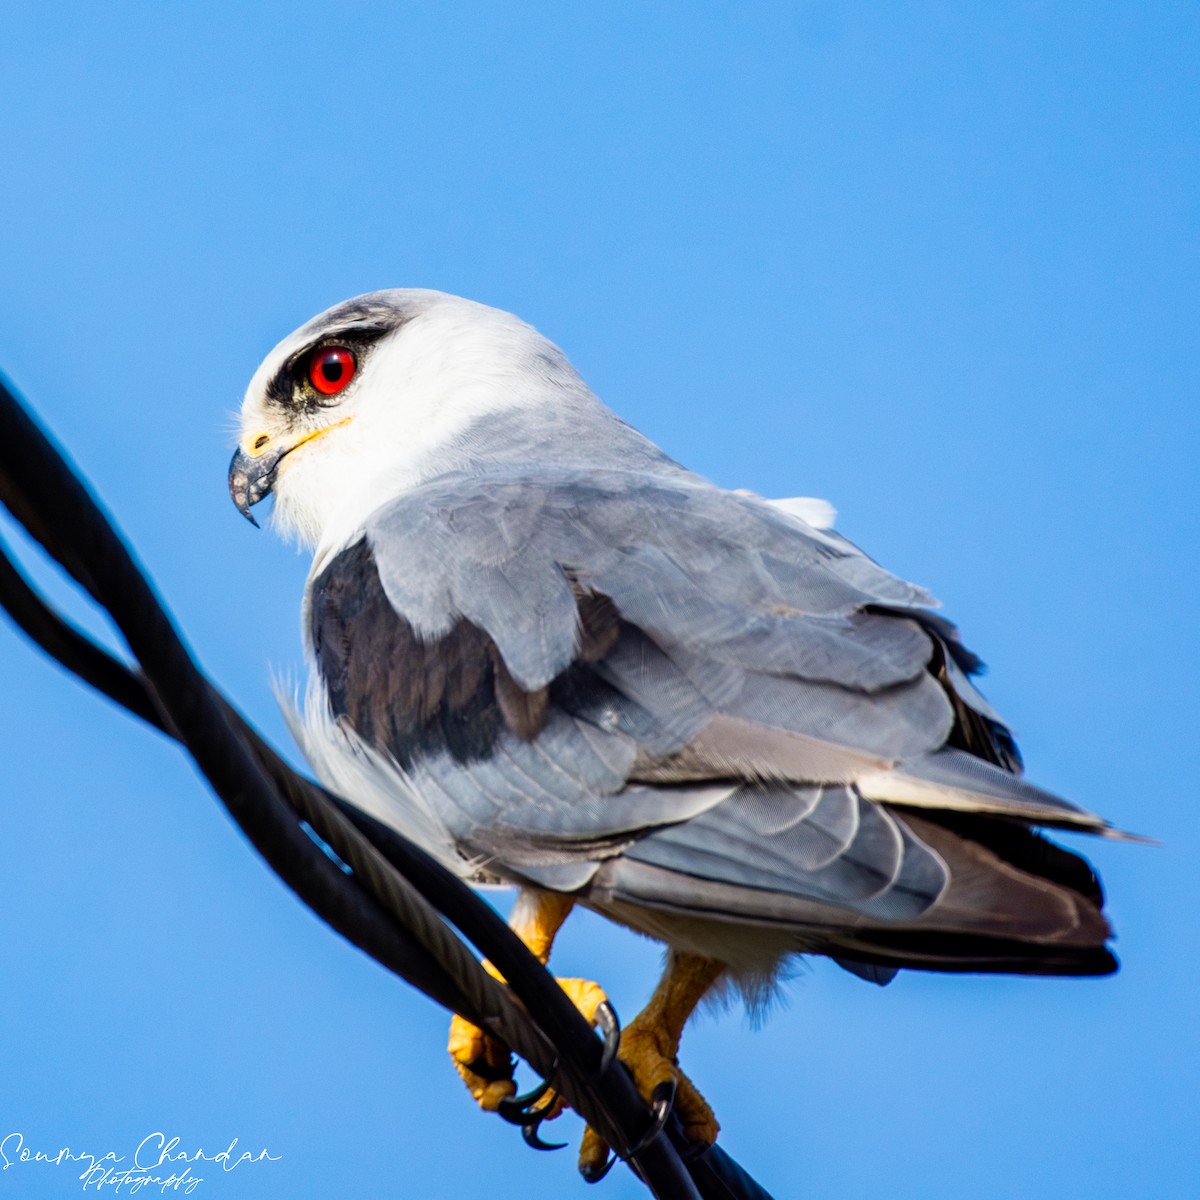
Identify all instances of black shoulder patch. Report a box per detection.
[309,539,552,769]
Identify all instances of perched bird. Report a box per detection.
[229,289,1122,1175]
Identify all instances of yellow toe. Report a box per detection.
[576,1019,720,1170]
[555,977,609,1024]
[620,1024,719,1145]
[447,1013,515,1110]
[578,1125,611,1177]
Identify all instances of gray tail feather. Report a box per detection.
[825,807,1118,981]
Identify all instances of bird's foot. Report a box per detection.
[578,1018,719,1181]
[447,976,610,1118]
[447,1014,516,1111]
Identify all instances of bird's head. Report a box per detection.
[229,289,585,549]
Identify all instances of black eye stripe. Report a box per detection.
[263,317,403,412]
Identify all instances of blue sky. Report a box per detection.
[1,3,1197,1197]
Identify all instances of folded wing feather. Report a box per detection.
[301,465,1118,979]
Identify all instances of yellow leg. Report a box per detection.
[579,951,725,1175]
[509,889,575,962]
[447,889,609,1111]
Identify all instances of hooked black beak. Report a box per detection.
[228,419,350,526]
[228,444,285,527]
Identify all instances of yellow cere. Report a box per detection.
[241,417,353,460]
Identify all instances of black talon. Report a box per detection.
[496,1074,556,1126]
[626,1079,677,1158]
[594,1001,621,1076]
[521,1117,567,1152]
[511,1066,566,1153]
[650,1078,677,1125]
[580,1152,618,1183]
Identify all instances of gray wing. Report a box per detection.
[305,467,1117,975]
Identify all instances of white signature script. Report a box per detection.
[0,1132,281,1193]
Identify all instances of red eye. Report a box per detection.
[308,346,356,396]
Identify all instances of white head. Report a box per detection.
[229,289,592,552]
